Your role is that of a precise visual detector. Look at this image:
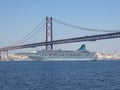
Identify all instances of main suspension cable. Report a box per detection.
[53,18,120,32]
[10,18,45,46]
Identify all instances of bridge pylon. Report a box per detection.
[1,50,8,60]
[46,16,53,50]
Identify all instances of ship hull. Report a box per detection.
[28,55,97,61]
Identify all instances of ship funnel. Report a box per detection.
[78,44,86,51]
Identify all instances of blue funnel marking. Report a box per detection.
[78,44,86,51]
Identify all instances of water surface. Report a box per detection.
[0,60,120,90]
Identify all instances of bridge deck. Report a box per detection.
[0,32,120,51]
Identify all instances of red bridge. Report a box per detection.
[0,17,120,59]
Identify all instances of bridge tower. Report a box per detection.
[46,17,53,50]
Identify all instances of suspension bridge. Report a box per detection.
[0,16,120,59]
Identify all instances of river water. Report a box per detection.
[0,60,120,90]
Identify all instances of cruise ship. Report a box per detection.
[28,45,97,61]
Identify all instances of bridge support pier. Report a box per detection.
[1,50,8,60]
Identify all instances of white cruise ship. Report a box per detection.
[28,45,97,61]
